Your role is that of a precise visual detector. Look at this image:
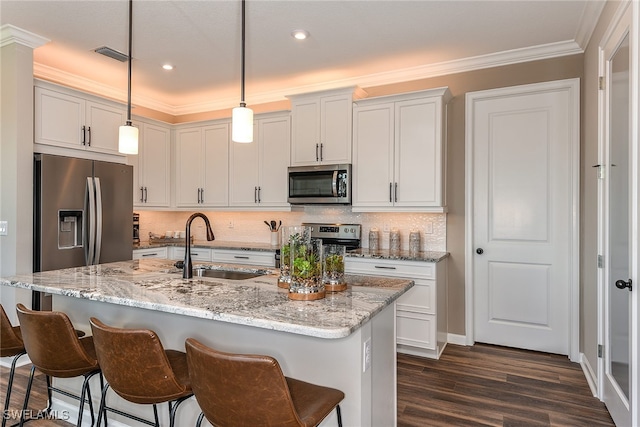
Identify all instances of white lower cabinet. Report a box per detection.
[170,247,212,262]
[212,249,275,267]
[132,247,168,260]
[345,257,447,359]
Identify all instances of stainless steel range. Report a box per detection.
[302,223,361,250]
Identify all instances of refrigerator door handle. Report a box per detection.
[94,177,103,265]
[86,177,96,265]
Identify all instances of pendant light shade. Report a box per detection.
[232,0,253,143]
[119,0,138,154]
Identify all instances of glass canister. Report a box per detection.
[289,237,325,300]
[390,228,401,252]
[278,226,310,289]
[322,244,347,292]
[409,229,421,254]
[369,227,379,251]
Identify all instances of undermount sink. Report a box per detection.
[192,269,263,280]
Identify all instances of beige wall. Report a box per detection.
[360,56,584,335]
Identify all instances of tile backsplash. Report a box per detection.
[137,207,446,252]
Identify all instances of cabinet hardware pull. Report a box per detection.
[315,143,319,161]
[81,126,86,145]
[142,253,157,257]
[258,186,261,203]
[254,186,258,203]
[200,188,204,204]
[394,182,398,203]
[234,255,250,259]
[320,143,323,161]
[144,187,148,203]
[197,188,200,204]
[389,183,392,202]
[374,265,396,270]
[140,187,145,203]
[87,126,91,146]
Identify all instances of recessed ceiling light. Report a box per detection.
[162,64,174,71]
[291,30,309,40]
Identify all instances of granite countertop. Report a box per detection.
[0,259,413,339]
[135,240,449,263]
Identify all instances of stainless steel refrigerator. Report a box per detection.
[33,154,133,308]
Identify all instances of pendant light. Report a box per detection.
[118,0,139,154]
[232,0,253,143]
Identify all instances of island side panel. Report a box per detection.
[53,294,397,427]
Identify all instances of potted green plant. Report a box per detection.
[322,244,347,292]
[289,238,324,300]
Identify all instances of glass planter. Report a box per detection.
[289,237,325,300]
[323,244,346,292]
[278,226,310,289]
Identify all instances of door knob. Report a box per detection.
[615,279,632,291]
[476,248,484,255]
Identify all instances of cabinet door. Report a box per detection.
[394,98,442,207]
[290,99,320,165]
[229,123,260,206]
[35,87,84,148]
[352,103,394,207]
[85,101,126,155]
[258,115,290,206]
[175,128,204,207]
[140,123,171,207]
[202,124,230,207]
[320,94,352,164]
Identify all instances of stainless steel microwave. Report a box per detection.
[287,164,351,205]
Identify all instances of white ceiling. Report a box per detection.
[1,0,604,116]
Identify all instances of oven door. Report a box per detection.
[287,164,351,204]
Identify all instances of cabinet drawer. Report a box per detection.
[133,247,168,259]
[396,280,435,314]
[172,247,212,262]
[212,250,275,267]
[345,258,435,280]
[396,310,436,350]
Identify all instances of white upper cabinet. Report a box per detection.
[352,88,451,212]
[34,81,125,156]
[287,87,366,166]
[130,119,171,208]
[175,121,230,208]
[229,112,290,208]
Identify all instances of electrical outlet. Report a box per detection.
[0,221,7,236]
[228,220,234,228]
[425,221,433,234]
[363,338,371,372]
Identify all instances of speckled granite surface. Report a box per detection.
[0,259,413,339]
[134,240,279,252]
[346,249,449,263]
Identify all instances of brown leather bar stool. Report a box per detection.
[185,338,345,427]
[1,304,27,427]
[15,303,101,427]
[89,317,193,427]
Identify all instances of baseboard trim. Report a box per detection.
[579,352,599,398]
[447,333,468,346]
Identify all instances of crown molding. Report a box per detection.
[1,24,49,49]
[35,38,585,117]
[574,0,607,49]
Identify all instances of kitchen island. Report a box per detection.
[1,259,413,427]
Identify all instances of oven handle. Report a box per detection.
[332,170,338,197]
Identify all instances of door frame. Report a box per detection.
[464,79,581,362]
[598,1,639,424]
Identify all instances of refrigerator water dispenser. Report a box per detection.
[58,210,83,249]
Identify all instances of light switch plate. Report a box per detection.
[0,221,7,236]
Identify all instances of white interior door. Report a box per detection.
[466,79,579,358]
[601,4,632,425]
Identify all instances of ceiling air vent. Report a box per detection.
[94,46,128,62]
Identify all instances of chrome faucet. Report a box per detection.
[183,212,215,279]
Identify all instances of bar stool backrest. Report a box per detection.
[16,304,98,377]
[185,338,303,427]
[89,317,189,404]
[0,304,23,357]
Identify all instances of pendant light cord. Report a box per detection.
[240,0,246,107]
[126,0,133,125]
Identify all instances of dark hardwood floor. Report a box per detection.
[1,343,614,426]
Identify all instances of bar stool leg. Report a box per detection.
[168,396,190,427]
[195,412,205,427]
[152,404,159,427]
[18,365,36,427]
[336,405,343,427]
[1,351,26,427]
[96,383,110,427]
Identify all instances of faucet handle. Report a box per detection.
[174,260,184,269]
